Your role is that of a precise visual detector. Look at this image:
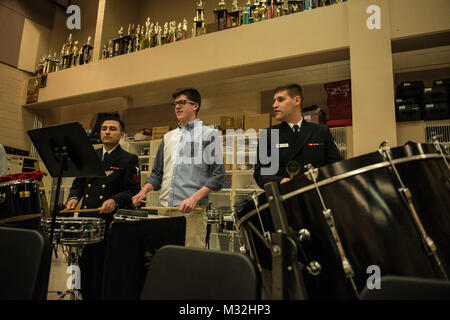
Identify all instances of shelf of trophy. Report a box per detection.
[24,3,353,111]
[22,0,450,112]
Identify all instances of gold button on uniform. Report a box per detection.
[102,184,106,188]
[84,206,87,209]
[88,184,91,188]
[99,196,103,200]
[85,194,89,198]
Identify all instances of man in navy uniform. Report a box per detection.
[65,115,140,300]
[254,84,342,188]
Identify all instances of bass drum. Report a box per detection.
[235,143,450,299]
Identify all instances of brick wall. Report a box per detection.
[0,62,35,151]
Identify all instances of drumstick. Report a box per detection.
[60,208,101,214]
[141,206,203,212]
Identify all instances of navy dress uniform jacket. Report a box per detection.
[67,145,140,300]
[254,120,343,189]
[68,145,140,210]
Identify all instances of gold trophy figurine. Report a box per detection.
[260,0,268,20]
[176,22,183,41]
[182,18,188,40]
[193,0,206,37]
[214,0,228,31]
[169,21,176,43]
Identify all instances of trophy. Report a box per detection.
[273,1,285,17]
[102,44,108,60]
[259,0,269,20]
[318,0,331,6]
[288,0,303,13]
[62,34,73,69]
[182,18,188,39]
[176,22,183,41]
[241,1,252,24]
[304,0,317,10]
[107,40,114,58]
[251,0,262,22]
[70,40,79,67]
[193,0,206,37]
[214,0,228,31]
[140,25,147,50]
[228,0,240,27]
[155,23,162,46]
[80,36,93,65]
[134,24,141,51]
[169,21,176,43]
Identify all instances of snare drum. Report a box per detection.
[0,180,41,222]
[235,143,450,299]
[41,217,105,246]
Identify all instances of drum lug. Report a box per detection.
[304,164,318,181]
[307,261,321,276]
[297,229,311,242]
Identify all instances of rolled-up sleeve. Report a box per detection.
[146,140,165,190]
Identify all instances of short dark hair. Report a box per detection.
[172,88,201,115]
[101,115,125,131]
[274,84,304,103]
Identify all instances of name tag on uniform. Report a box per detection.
[105,171,113,176]
[276,143,289,148]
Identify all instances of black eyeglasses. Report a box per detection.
[171,100,195,108]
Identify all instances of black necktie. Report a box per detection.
[103,152,109,162]
[293,124,300,134]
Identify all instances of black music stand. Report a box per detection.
[27,122,105,249]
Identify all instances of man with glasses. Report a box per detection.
[132,88,225,248]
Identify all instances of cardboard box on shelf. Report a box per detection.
[220,115,244,130]
[244,113,271,131]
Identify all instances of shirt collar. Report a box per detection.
[287,118,303,131]
[178,118,201,131]
[102,144,119,157]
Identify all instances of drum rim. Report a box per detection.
[41,216,104,222]
[236,153,447,228]
[0,179,40,187]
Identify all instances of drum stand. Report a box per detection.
[57,244,85,300]
[263,181,309,300]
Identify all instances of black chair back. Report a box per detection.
[140,245,260,300]
[0,226,51,300]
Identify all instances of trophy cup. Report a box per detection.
[214,0,228,31]
[304,0,317,10]
[156,23,163,46]
[80,36,93,65]
[228,0,240,27]
[112,27,124,57]
[259,0,269,20]
[251,0,262,22]
[70,40,79,68]
[134,25,141,51]
[288,0,304,13]
[101,44,107,60]
[169,21,176,43]
[192,0,206,37]
[62,34,73,69]
[241,1,252,24]
[182,18,188,39]
[273,1,285,17]
[149,23,156,47]
[176,22,183,41]
[161,22,168,44]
